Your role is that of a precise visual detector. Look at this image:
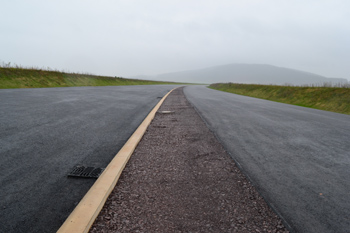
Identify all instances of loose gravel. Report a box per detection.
[90,87,289,232]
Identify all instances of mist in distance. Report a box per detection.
[133,64,349,85]
[1,1,349,82]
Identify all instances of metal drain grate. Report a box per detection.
[68,166,104,178]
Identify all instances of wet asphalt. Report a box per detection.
[0,85,178,233]
[184,85,350,233]
[1,85,349,233]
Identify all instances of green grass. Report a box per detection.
[0,67,180,89]
[209,83,350,115]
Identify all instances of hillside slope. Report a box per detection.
[210,83,350,114]
[0,67,177,89]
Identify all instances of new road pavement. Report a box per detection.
[1,85,349,233]
[184,85,350,233]
[0,85,178,233]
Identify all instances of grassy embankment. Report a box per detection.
[209,83,350,115]
[0,67,178,89]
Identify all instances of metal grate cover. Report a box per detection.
[68,166,104,178]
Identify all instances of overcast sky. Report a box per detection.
[1,0,349,80]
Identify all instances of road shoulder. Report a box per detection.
[90,87,289,232]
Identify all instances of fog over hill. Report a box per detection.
[132,64,348,85]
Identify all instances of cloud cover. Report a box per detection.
[1,0,349,80]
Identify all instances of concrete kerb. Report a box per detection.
[57,87,178,233]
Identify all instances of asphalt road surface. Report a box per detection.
[184,85,350,233]
[0,85,178,233]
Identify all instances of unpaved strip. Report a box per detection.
[90,87,289,232]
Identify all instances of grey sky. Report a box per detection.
[1,0,349,80]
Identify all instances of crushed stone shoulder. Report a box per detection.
[90,87,289,232]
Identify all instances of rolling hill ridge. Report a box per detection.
[132,64,348,85]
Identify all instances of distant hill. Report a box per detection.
[132,64,348,85]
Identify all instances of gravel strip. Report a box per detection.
[90,87,289,233]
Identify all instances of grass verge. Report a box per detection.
[209,83,350,115]
[0,67,180,89]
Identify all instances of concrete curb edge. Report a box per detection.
[57,87,177,233]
